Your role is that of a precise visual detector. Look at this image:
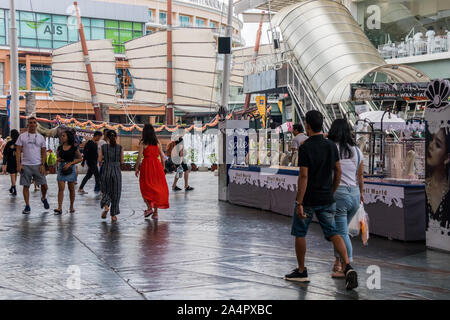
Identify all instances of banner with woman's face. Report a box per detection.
[424,79,450,252]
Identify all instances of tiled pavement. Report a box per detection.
[0,171,449,300]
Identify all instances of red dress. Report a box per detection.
[139,145,169,209]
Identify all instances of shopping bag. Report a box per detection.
[359,205,370,246]
[348,204,362,237]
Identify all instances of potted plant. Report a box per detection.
[208,153,217,171]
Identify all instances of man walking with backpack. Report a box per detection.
[284,110,358,290]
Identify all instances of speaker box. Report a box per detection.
[218,37,231,54]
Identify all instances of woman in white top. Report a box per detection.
[328,119,364,278]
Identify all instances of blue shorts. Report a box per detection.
[57,163,77,182]
[291,202,339,241]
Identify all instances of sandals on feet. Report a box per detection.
[54,209,62,215]
[101,210,108,219]
[144,209,153,218]
[111,216,117,222]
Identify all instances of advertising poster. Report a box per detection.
[424,80,450,252]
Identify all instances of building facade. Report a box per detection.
[0,0,244,126]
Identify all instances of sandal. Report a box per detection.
[152,209,159,220]
[101,210,108,219]
[70,208,75,213]
[331,260,345,278]
[111,216,117,222]
[144,209,153,218]
[54,209,62,215]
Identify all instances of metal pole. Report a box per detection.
[166,0,174,125]
[220,0,234,114]
[9,0,19,130]
[74,2,102,121]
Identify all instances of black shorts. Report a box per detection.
[178,163,189,172]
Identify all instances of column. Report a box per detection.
[26,55,31,91]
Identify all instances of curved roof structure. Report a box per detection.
[273,0,430,104]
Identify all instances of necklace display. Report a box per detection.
[425,177,449,216]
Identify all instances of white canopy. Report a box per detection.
[358,111,406,131]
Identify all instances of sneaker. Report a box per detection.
[22,205,31,214]
[344,265,358,290]
[11,186,17,196]
[284,268,310,282]
[78,189,88,195]
[9,186,13,194]
[41,198,50,210]
[172,186,182,191]
[185,186,194,191]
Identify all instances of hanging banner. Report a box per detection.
[278,100,283,113]
[424,79,450,252]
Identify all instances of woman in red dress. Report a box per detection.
[135,124,169,219]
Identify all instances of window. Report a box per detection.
[148,10,153,22]
[179,15,190,27]
[196,18,205,27]
[209,21,217,28]
[159,12,167,25]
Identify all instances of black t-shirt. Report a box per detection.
[83,140,98,165]
[58,145,77,163]
[298,134,339,206]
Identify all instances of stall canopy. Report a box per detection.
[358,111,406,131]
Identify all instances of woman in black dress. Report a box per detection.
[2,129,19,196]
[54,130,83,215]
[98,130,123,222]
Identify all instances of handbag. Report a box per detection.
[60,164,73,176]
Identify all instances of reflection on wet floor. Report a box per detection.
[0,172,449,300]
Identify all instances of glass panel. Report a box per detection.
[37,22,52,40]
[20,11,35,21]
[159,12,167,25]
[52,15,67,24]
[91,19,104,28]
[0,19,4,36]
[84,26,91,40]
[179,15,190,27]
[37,13,51,21]
[148,10,153,22]
[196,19,204,27]
[53,41,67,48]
[20,21,36,38]
[119,29,132,43]
[91,27,104,40]
[20,38,37,47]
[38,39,52,48]
[133,31,142,38]
[81,17,90,27]
[146,29,152,35]
[53,24,68,41]
[0,9,4,19]
[133,22,143,31]
[120,21,132,30]
[209,21,217,28]
[0,36,5,45]
[105,20,118,28]
[68,28,79,42]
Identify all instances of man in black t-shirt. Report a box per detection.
[284,110,358,290]
[78,131,102,194]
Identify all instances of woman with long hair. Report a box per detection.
[327,119,364,278]
[54,130,83,215]
[426,127,449,233]
[2,130,20,196]
[98,130,123,222]
[135,124,169,219]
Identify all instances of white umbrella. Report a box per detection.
[358,111,406,131]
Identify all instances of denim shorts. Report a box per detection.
[57,163,77,182]
[291,202,339,241]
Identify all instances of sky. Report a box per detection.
[241,21,271,47]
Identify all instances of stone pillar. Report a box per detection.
[100,104,110,123]
[25,91,36,116]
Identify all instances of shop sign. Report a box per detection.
[351,82,433,101]
[363,183,404,208]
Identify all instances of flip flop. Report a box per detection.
[101,210,108,219]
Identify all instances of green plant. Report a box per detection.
[208,153,217,164]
